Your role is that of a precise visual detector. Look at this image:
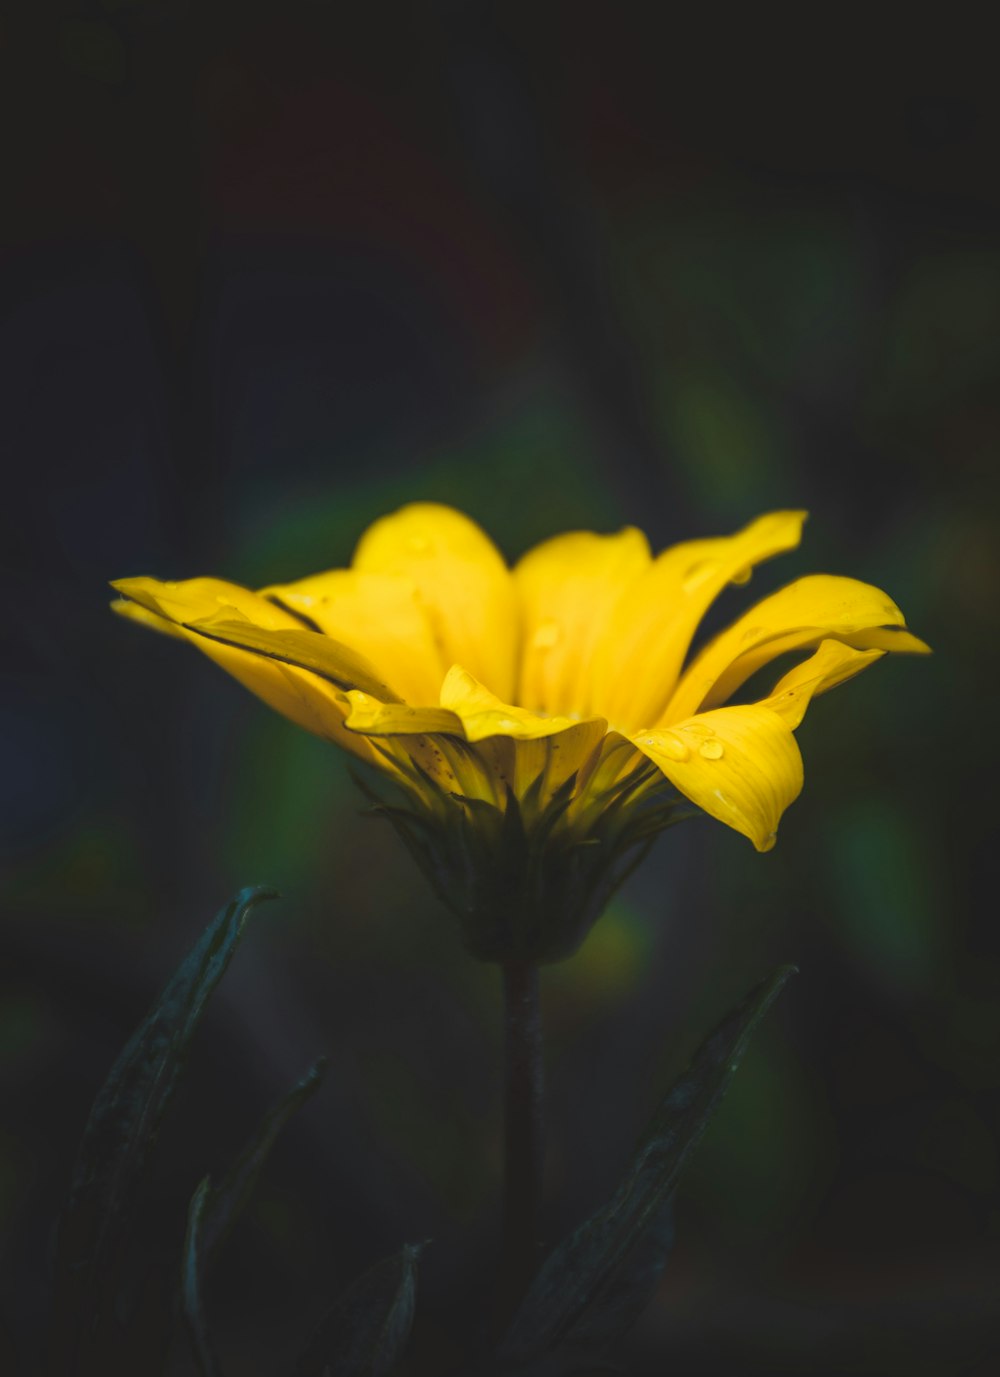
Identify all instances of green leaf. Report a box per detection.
[180,1058,329,1373]
[294,1243,424,1377]
[182,1178,221,1377]
[499,965,796,1364]
[50,885,277,1372]
[202,1056,328,1261]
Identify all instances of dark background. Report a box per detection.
[2,4,998,1374]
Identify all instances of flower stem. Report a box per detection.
[499,959,544,1322]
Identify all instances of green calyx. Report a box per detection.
[354,758,692,963]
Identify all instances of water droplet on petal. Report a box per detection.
[641,732,690,761]
[730,565,752,586]
[531,619,561,650]
[699,739,724,759]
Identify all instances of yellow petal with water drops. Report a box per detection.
[666,574,930,721]
[439,664,605,743]
[262,569,446,706]
[631,704,804,852]
[514,526,651,717]
[342,691,463,738]
[352,503,519,701]
[590,510,807,730]
[111,576,304,633]
[764,639,885,728]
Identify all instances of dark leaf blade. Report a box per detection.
[180,1059,329,1377]
[501,965,796,1362]
[182,1177,222,1377]
[68,884,278,1240]
[294,1244,424,1377]
[565,1198,675,1349]
[202,1056,329,1262]
[50,885,277,1367]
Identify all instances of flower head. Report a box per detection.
[112,504,928,960]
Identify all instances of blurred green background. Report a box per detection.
[1,5,998,1374]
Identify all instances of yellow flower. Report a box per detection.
[112,504,928,960]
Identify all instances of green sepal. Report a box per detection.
[180,1058,329,1374]
[498,965,797,1366]
[294,1243,424,1377]
[50,885,277,1372]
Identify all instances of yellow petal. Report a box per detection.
[118,575,410,705]
[666,574,930,720]
[342,692,463,738]
[172,616,401,702]
[111,596,188,641]
[192,629,377,759]
[112,577,379,760]
[352,503,519,701]
[341,685,497,796]
[840,627,932,654]
[472,719,608,802]
[440,665,607,804]
[342,679,606,806]
[766,639,885,727]
[263,569,446,706]
[111,576,303,632]
[524,717,608,795]
[514,526,651,717]
[632,705,804,852]
[340,692,473,793]
[439,664,604,743]
[590,511,807,730]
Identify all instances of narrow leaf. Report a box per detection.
[50,886,277,1369]
[179,1058,329,1376]
[294,1243,424,1377]
[501,965,796,1362]
[182,1177,222,1377]
[202,1056,329,1261]
[565,1199,675,1349]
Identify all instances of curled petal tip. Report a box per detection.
[110,576,141,596]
